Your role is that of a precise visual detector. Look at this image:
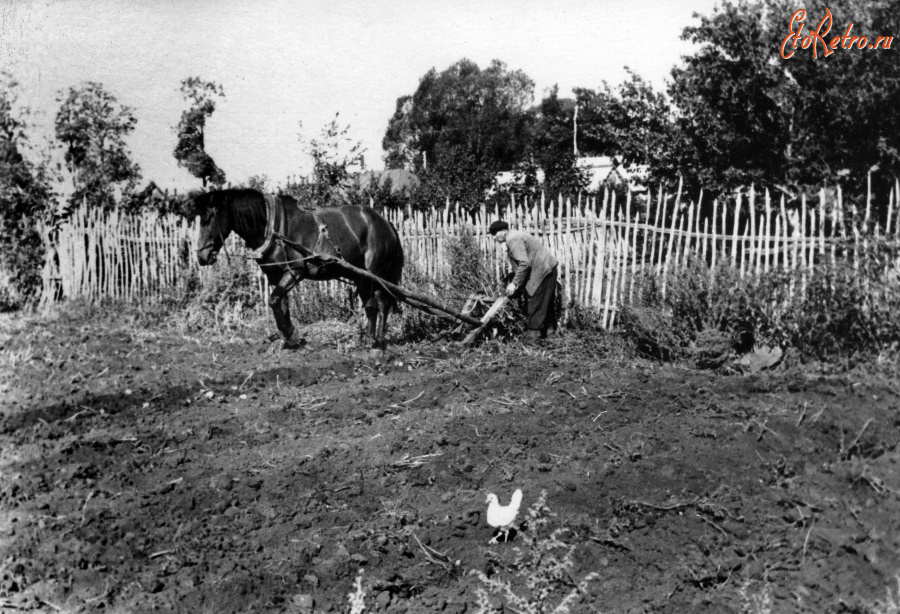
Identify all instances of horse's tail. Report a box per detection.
[388,218,404,284]
[359,208,403,280]
[385,219,405,314]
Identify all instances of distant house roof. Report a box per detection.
[346,169,420,195]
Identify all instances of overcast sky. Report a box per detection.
[2,0,721,193]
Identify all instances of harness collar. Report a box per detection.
[246,193,281,260]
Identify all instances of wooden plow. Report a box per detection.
[273,233,507,346]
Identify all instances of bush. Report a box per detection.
[620,245,900,363]
[561,301,603,332]
[784,260,900,358]
[0,72,54,311]
[620,256,715,360]
[0,221,44,311]
[396,232,525,343]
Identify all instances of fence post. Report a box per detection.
[661,189,679,299]
[731,189,741,269]
[640,189,651,277]
[895,180,900,236]
[687,197,697,266]
[865,169,873,231]
[711,198,719,285]
[649,185,664,273]
[763,189,772,272]
[621,188,632,302]
[886,183,894,238]
[749,185,759,276]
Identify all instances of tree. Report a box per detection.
[0,72,55,308]
[55,82,142,212]
[668,1,791,194]
[528,86,590,197]
[587,72,680,187]
[342,169,420,211]
[244,174,271,193]
[495,155,544,204]
[410,146,498,212]
[526,80,673,199]
[305,114,364,200]
[570,87,618,158]
[776,0,900,201]
[284,115,365,206]
[668,0,900,202]
[383,59,535,209]
[174,77,226,188]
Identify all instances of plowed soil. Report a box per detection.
[1,310,899,614]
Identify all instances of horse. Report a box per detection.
[194,188,404,349]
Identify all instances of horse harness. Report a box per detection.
[240,194,350,298]
[241,193,343,261]
[244,193,283,261]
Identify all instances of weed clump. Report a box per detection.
[447,232,494,296]
[162,253,264,333]
[397,233,524,343]
[472,491,599,614]
[620,245,900,364]
[347,568,367,614]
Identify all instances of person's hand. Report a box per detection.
[506,283,517,297]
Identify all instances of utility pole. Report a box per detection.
[573,103,579,157]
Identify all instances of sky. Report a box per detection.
[1,0,722,193]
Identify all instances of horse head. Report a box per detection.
[193,190,233,266]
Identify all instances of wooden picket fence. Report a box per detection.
[41,182,900,329]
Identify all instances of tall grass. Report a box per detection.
[155,254,264,333]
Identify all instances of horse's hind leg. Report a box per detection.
[375,290,391,349]
[364,296,381,348]
[362,286,388,350]
[358,283,379,347]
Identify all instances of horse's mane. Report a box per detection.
[226,189,268,236]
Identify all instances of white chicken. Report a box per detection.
[486,488,523,544]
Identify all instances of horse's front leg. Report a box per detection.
[268,271,306,350]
